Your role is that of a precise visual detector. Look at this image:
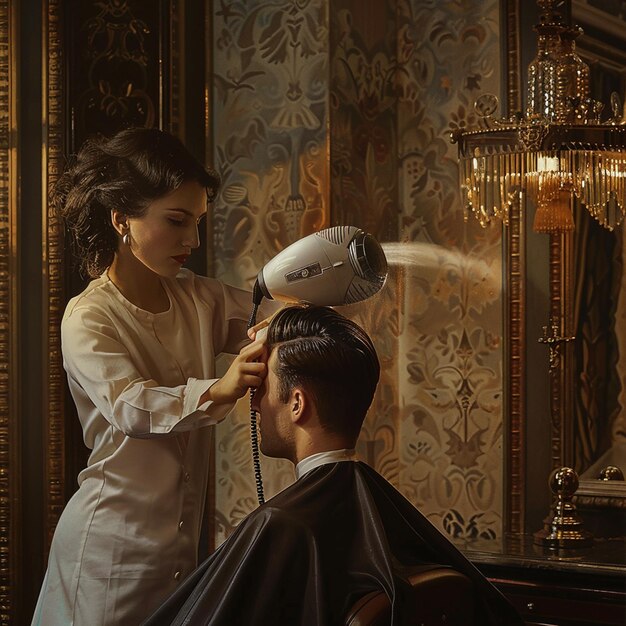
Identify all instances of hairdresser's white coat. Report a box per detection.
[32,269,265,626]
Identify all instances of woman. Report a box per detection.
[32,127,271,625]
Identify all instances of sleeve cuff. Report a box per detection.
[147,378,237,433]
[183,377,235,425]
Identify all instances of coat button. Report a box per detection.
[174,571,181,581]
[178,520,184,530]
[183,472,190,482]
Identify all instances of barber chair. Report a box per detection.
[344,564,475,626]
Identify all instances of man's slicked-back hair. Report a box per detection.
[266,306,380,442]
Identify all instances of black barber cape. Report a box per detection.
[144,462,523,626]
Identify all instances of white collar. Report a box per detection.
[295,448,357,480]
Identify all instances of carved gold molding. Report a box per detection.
[505,197,526,536]
[504,0,521,114]
[574,480,626,509]
[166,0,182,135]
[574,493,626,509]
[548,233,574,469]
[503,0,526,536]
[42,0,66,553]
[0,0,19,620]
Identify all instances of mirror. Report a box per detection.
[497,0,626,535]
[556,1,626,510]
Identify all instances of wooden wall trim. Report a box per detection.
[505,196,526,536]
[0,0,20,620]
[166,0,182,136]
[42,0,66,554]
[504,0,526,536]
[548,232,574,470]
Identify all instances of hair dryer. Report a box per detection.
[247,226,388,506]
[253,225,388,308]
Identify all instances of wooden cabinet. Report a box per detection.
[458,536,626,625]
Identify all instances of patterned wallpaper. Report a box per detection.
[393,0,503,540]
[211,0,330,543]
[210,0,504,545]
[211,0,329,288]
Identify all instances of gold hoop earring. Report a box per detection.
[123,232,130,246]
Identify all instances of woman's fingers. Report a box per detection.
[247,319,269,340]
[210,332,270,404]
[239,361,266,376]
[239,335,268,362]
[242,374,264,388]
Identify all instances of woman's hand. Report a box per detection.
[204,338,267,405]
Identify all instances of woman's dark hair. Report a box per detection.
[267,306,380,443]
[52,127,220,277]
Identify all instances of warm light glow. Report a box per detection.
[453,1,626,233]
[536,156,559,173]
[460,148,626,232]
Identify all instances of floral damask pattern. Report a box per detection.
[395,0,503,538]
[210,0,504,544]
[212,0,329,288]
[329,0,398,239]
[211,0,329,545]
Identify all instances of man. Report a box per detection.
[145,306,523,626]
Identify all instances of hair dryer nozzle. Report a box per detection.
[258,226,388,307]
[345,231,388,304]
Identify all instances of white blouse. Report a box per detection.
[32,269,266,626]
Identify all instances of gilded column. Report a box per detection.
[42,0,66,553]
[0,0,20,620]
[504,0,526,535]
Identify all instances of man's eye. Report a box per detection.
[168,218,184,226]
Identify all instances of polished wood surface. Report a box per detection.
[459,535,626,625]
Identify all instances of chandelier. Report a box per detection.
[452,0,626,234]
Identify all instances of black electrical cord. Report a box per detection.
[248,279,265,505]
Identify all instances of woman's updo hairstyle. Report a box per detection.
[53,127,220,278]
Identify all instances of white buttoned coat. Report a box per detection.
[32,269,264,626]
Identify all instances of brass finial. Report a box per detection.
[534,467,593,549]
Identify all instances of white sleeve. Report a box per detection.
[62,306,233,437]
[201,278,283,355]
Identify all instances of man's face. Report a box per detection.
[251,349,296,461]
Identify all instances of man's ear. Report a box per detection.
[290,388,307,424]
[110,209,128,237]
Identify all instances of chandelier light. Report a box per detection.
[452,0,626,234]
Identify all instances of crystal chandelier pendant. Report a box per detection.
[452,0,626,234]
